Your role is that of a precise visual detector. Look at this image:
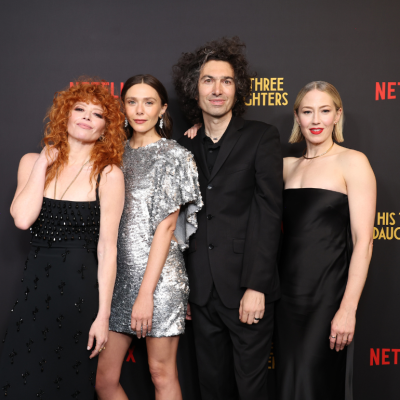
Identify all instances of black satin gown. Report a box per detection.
[0,196,100,399]
[275,188,353,400]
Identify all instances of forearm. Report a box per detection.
[340,239,373,311]
[11,158,48,228]
[96,244,118,319]
[139,226,175,296]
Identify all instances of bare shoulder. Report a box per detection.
[336,147,371,169]
[20,153,40,169]
[100,164,124,184]
[283,156,299,166]
[283,156,301,172]
[336,148,375,191]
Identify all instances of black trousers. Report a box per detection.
[191,286,274,400]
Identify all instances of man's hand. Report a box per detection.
[239,288,265,324]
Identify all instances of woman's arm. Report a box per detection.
[131,208,180,338]
[11,148,58,229]
[87,165,125,358]
[330,150,376,351]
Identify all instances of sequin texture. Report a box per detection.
[109,139,203,337]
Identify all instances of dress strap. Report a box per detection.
[96,173,101,203]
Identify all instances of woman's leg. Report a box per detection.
[96,331,132,400]
[146,336,182,400]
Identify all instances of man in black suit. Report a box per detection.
[173,37,282,400]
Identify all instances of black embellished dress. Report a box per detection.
[0,196,100,399]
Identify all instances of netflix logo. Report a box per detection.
[375,82,399,100]
[370,348,400,365]
[70,82,124,98]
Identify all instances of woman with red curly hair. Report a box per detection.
[0,80,126,399]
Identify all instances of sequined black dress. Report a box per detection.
[0,196,100,399]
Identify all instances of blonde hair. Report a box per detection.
[289,81,344,143]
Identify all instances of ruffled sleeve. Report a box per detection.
[150,147,203,251]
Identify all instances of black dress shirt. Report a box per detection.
[201,129,227,174]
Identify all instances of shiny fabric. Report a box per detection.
[275,188,353,400]
[0,198,100,399]
[109,139,203,337]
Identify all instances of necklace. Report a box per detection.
[206,132,222,142]
[303,142,335,160]
[54,159,90,200]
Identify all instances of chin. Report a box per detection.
[208,109,230,118]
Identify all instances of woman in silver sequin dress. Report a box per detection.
[96,75,202,400]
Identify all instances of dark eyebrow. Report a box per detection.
[200,75,234,80]
[125,97,157,101]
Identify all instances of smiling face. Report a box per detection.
[197,60,236,119]
[295,89,342,144]
[67,101,106,143]
[124,83,167,136]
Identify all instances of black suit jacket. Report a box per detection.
[178,116,283,308]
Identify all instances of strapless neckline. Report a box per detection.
[284,188,348,197]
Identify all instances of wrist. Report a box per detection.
[35,155,49,169]
[138,289,154,298]
[339,302,357,313]
[96,311,110,320]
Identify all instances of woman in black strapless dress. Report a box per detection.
[275,81,376,400]
[0,81,125,399]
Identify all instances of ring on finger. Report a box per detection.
[330,335,336,339]
[254,317,261,321]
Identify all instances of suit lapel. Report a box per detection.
[209,117,244,182]
[191,126,210,180]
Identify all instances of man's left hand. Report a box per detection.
[239,288,265,324]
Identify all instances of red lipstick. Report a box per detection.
[310,128,324,135]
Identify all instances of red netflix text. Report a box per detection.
[375,82,400,100]
[70,82,124,98]
[125,345,136,363]
[370,348,400,365]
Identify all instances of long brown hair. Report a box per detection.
[43,79,126,189]
[121,74,173,139]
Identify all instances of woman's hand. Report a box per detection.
[186,302,192,320]
[184,123,202,139]
[131,292,153,339]
[330,306,356,351]
[87,316,109,358]
[38,146,59,167]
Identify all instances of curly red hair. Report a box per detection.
[43,79,126,189]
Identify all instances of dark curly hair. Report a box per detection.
[172,36,254,124]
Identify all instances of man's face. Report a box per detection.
[197,60,236,118]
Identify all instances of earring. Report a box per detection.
[159,116,163,129]
[98,135,105,141]
[124,118,128,128]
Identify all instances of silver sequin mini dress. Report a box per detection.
[109,139,203,337]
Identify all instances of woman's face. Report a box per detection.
[295,89,342,144]
[124,83,167,135]
[67,101,106,143]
